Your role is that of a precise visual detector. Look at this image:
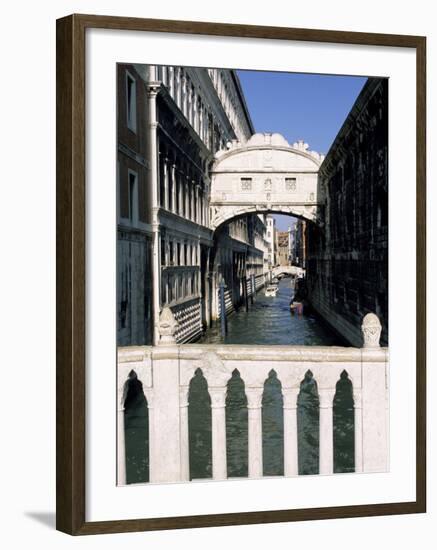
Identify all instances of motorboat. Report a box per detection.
[265,284,279,297]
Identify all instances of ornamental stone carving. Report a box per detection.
[158,306,179,344]
[361,313,382,348]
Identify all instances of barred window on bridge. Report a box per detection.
[241,177,252,190]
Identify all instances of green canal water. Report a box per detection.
[124,278,355,484]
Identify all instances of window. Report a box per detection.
[126,72,137,132]
[128,170,138,225]
[285,177,297,191]
[241,177,252,190]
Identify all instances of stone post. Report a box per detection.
[210,387,228,480]
[361,312,382,348]
[246,388,264,478]
[361,313,388,472]
[283,388,299,477]
[319,389,335,475]
[150,307,182,482]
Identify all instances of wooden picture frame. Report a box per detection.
[56,13,426,535]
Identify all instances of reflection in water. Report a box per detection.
[124,370,149,484]
[199,278,342,346]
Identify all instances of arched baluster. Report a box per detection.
[246,387,264,478]
[123,370,150,484]
[225,369,248,478]
[319,387,336,475]
[333,370,355,473]
[188,368,212,480]
[262,370,284,476]
[283,387,299,477]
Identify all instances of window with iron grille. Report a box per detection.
[241,177,252,190]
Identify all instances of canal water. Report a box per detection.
[199,277,341,346]
[124,278,355,484]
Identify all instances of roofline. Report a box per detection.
[231,70,256,135]
[319,77,387,175]
[212,144,323,169]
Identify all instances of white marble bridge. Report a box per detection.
[209,133,324,230]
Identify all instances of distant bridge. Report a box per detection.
[272,265,305,278]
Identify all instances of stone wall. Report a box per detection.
[306,78,388,347]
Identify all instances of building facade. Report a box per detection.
[293,220,307,269]
[276,229,293,266]
[117,64,261,345]
[306,78,388,346]
[265,215,276,268]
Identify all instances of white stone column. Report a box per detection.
[283,388,299,477]
[246,388,264,478]
[210,387,228,480]
[319,389,335,475]
[185,176,190,219]
[191,180,196,223]
[117,398,126,486]
[195,184,200,224]
[147,83,161,346]
[179,386,190,481]
[199,191,204,226]
[163,158,169,211]
[171,163,177,214]
[354,390,363,473]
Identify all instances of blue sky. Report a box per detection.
[237,70,367,231]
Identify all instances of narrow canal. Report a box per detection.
[199,277,341,346]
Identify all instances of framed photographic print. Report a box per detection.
[56,14,426,535]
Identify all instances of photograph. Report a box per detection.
[116,63,389,486]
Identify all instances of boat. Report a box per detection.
[265,284,279,297]
[290,301,304,314]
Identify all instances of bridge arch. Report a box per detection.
[209,132,324,231]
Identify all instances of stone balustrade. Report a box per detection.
[170,297,202,343]
[117,312,388,485]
